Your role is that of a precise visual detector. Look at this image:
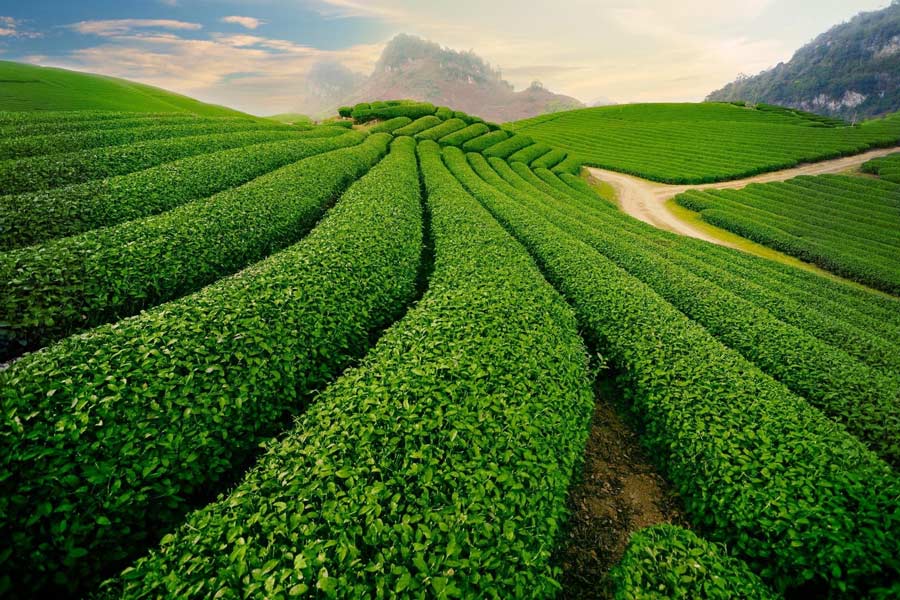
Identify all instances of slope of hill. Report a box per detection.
[0,61,247,116]
[510,102,900,183]
[707,2,900,121]
[297,34,585,122]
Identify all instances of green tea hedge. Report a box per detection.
[1,130,365,249]
[483,134,535,159]
[437,122,490,147]
[609,525,777,600]
[461,129,509,152]
[0,133,383,360]
[0,136,423,598]
[0,118,285,160]
[393,115,442,136]
[414,117,466,141]
[444,147,900,597]
[0,128,303,195]
[102,139,593,599]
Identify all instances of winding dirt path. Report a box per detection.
[586,145,900,247]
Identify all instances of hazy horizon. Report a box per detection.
[0,0,892,115]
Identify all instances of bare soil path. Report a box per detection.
[586,145,900,247]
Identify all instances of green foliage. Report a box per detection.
[676,175,900,294]
[368,116,412,133]
[0,133,383,360]
[103,139,593,599]
[461,129,509,152]
[507,142,552,164]
[1,131,363,249]
[434,106,454,120]
[325,119,354,128]
[413,117,466,141]
[338,106,352,118]
[863,151,900,183]
[351,101,436,123]
[443,147,900,597]
[0,113,191,137]
[0,60,247,115]
[484,159,900,467]
[551,154,584,174]
[0,117,284,160]
[530,148,567,169]
[437,122,490,146]
[392,115,442,136]
[0,136,423,598]
[0,128,304,196]
[511,103,900,183]
[483,134,535,159]
[609,525,777,600]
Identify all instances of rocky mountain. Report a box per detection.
[707,1,900,121]
[298,34,584,122]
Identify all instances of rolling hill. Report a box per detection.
[707,2,900,121]
[0,61,248,116]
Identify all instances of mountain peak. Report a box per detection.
[296,34,585,122]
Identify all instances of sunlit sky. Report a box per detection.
[0,0,892,114]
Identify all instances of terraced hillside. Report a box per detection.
[2,99,900,600]
[676,173,900,294]
[510,102,900,183]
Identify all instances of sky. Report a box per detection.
[0,0,892,115]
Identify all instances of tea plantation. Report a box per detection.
[2,98,899,599]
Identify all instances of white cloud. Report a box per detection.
[35,28,382,114]
[221,16,266,30]
[67,19,202,37]
[0,16,42,39]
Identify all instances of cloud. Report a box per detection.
[221,16,266,30]
[0,16,42,39]
[34,28,383,114]
[67,19,202,37]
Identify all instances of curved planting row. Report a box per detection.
[0,110,189,125]
[483,134,535,159]
[508,142,552,164]
[609,525,777,600]
[0,133,385,361]
[476,154,900,466]
[0,118,286,160]
[676,179,900,294]
[863,151,900,183]
[414,117,466,141]
[0,113,199,138]
[506,164,900,364]
[1,130,365,249]
[0,128,307,196]
[393,115,442,136]
[461,129,509,152]
[444,147,900,597]
[0,136,424,598]
[437,122,490,146]
[369,116,412,133]
[98,138,593,599]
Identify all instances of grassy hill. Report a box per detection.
[0,61,246,116]
[510,102,900,183]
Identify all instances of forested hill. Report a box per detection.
[707,1,900,121]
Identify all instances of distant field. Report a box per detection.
[510,102,900,183]
[0,61,245,115]
[676,173,900,294]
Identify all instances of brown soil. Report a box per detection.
[556,380,686,599]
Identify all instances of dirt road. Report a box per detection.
[586,146,900,247]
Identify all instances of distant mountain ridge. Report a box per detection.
[707,1,900,121]
[297,34,584,122]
